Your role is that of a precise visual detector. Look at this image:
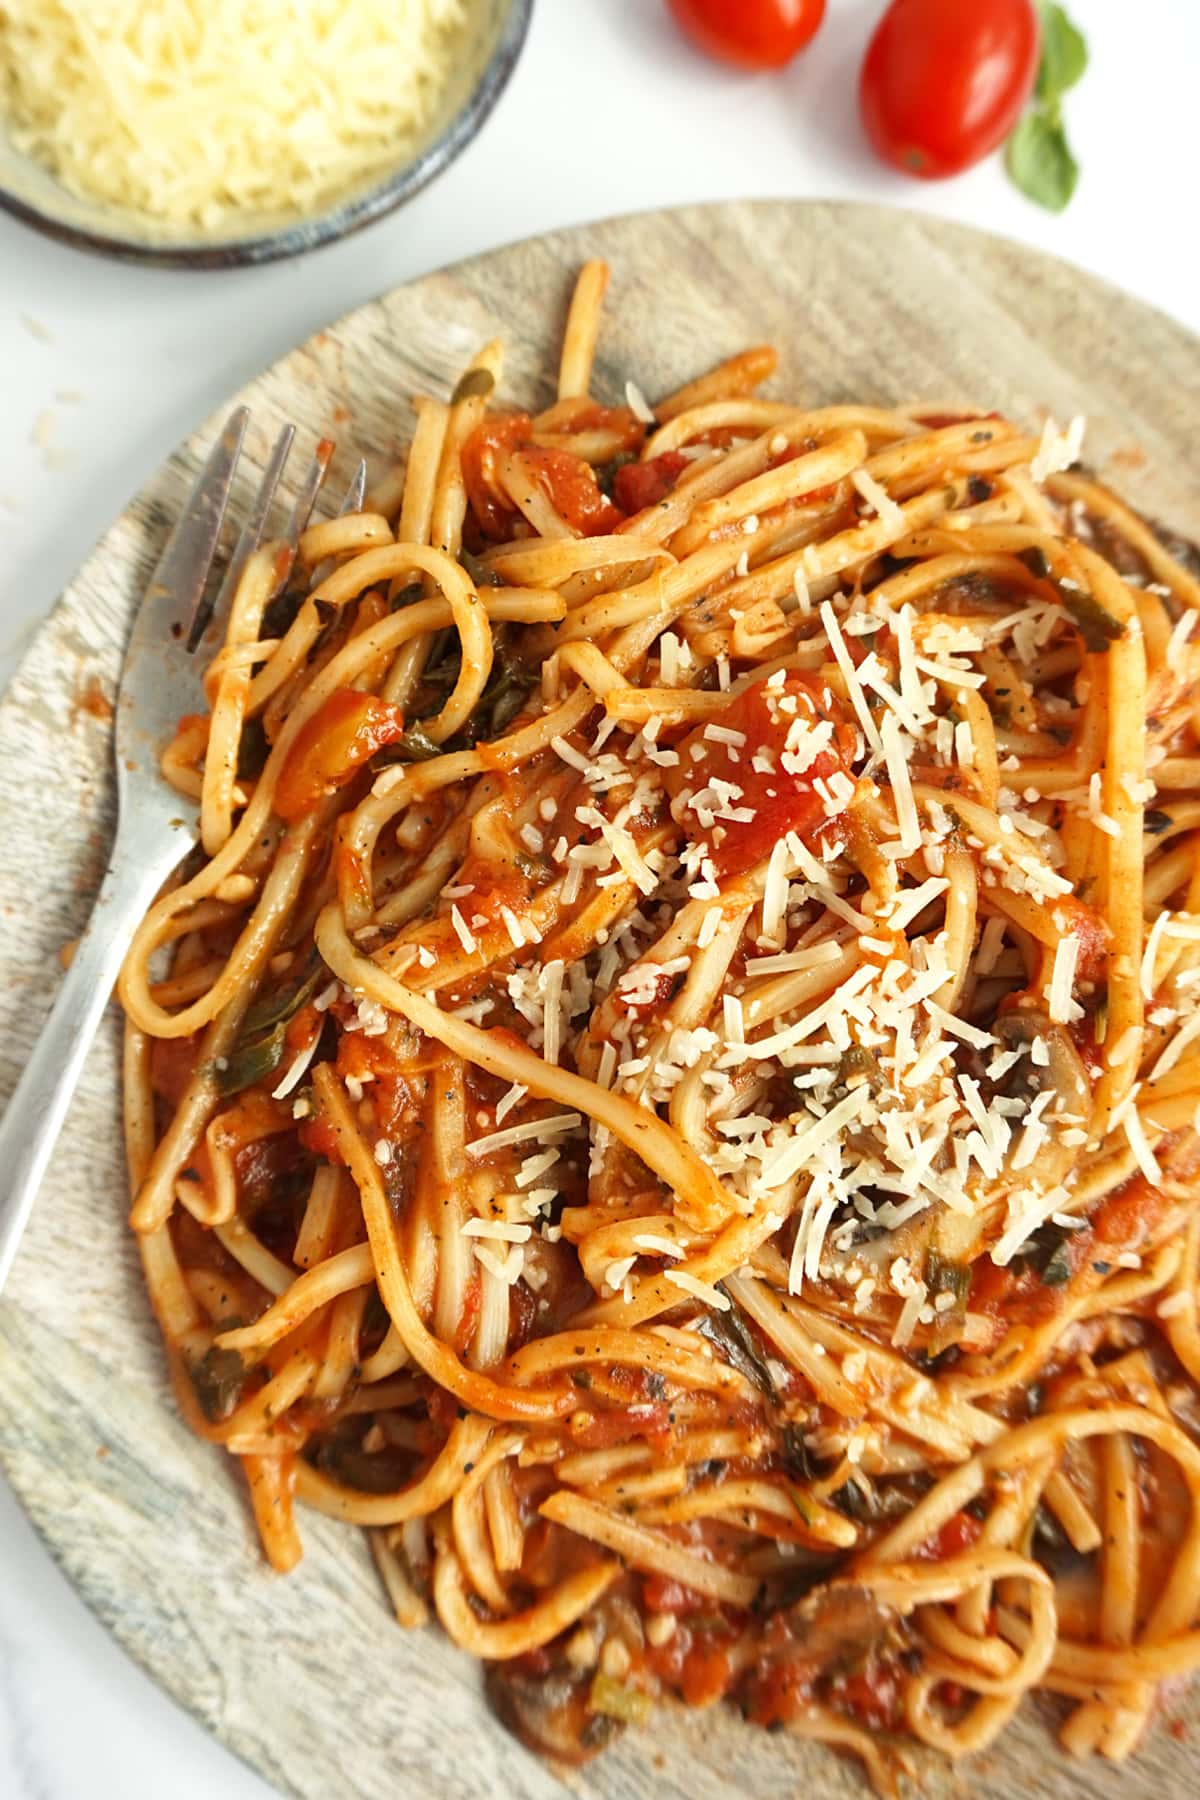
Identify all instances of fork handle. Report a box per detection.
[0,836,183,1294]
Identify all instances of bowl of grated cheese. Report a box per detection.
[0,0,532,267]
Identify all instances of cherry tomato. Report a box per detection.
[666,0,825,70]
[859,0,1040,179]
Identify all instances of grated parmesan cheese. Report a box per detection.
[1,0,486,231]
[1030,415,1086,483]
[664,1269,731,1311]
[624,379,656,424]
[851,469,905,533]
[1047,934,1081,1024]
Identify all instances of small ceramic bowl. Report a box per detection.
[0,0,533,269]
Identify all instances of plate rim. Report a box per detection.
[3,194,1199,1800]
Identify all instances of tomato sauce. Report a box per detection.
[968,1255,1066,1330]
[680,1642,735,1708]
[1053,895,1109,982]
[463,413,531,539]
[150,1033,201,1109]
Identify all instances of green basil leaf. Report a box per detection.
[695,1302,781,1400]
[1005,109,1080,214]
[390,722,442,762]
[217,1030,291,1097]
[457,547,502,588]
[1060,585,1124,652]
[218,955,324,1097]
[1037,2,1088,103]
[239,953,323,1039]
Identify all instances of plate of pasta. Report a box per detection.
[3,200,1200,1800]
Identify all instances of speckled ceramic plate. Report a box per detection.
[2,202,1199,1800]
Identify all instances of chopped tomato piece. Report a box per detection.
[832,1662,902,1731]
[743,1654,816,1727]
[665,673,856,880]
[297,1112,344,1165]
[1093,1177,1172,1250]
[515,444,624,535]
[680,1642,734,1708]
[462,412,624,539]
[642,1575,703,1614]
[967,1256,1066,1331]
[918,1508,983,1560]
[613,450,689,516]
[274,689,406,822]
[462,412,533,539]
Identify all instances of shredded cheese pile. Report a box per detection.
[0,0,482,230]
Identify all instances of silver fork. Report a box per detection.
[0,412,366,1292]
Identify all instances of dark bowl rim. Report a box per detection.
[0,0,534,270]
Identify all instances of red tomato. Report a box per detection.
[642,1576,703,1614]
[297,1111,345,1166]
[666,673,856,880]
[462,412,531,539]
[274,689,407,822]
[968,1257,1044,1329]
[462,414,624,539]
[517,444,624,536]
[918,1508,984,1561]
[832,1663,902,1731]
[680,1642,735,1708]
[666,0,825,69]
[613,450,689,516]
[1093,1178,1172,1251]
[859,0,1040,179]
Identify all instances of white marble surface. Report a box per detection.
[1,1,1198,1794]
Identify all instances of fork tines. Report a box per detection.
[185,422,355,655]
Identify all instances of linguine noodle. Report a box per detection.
[120,260,1200,1787]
